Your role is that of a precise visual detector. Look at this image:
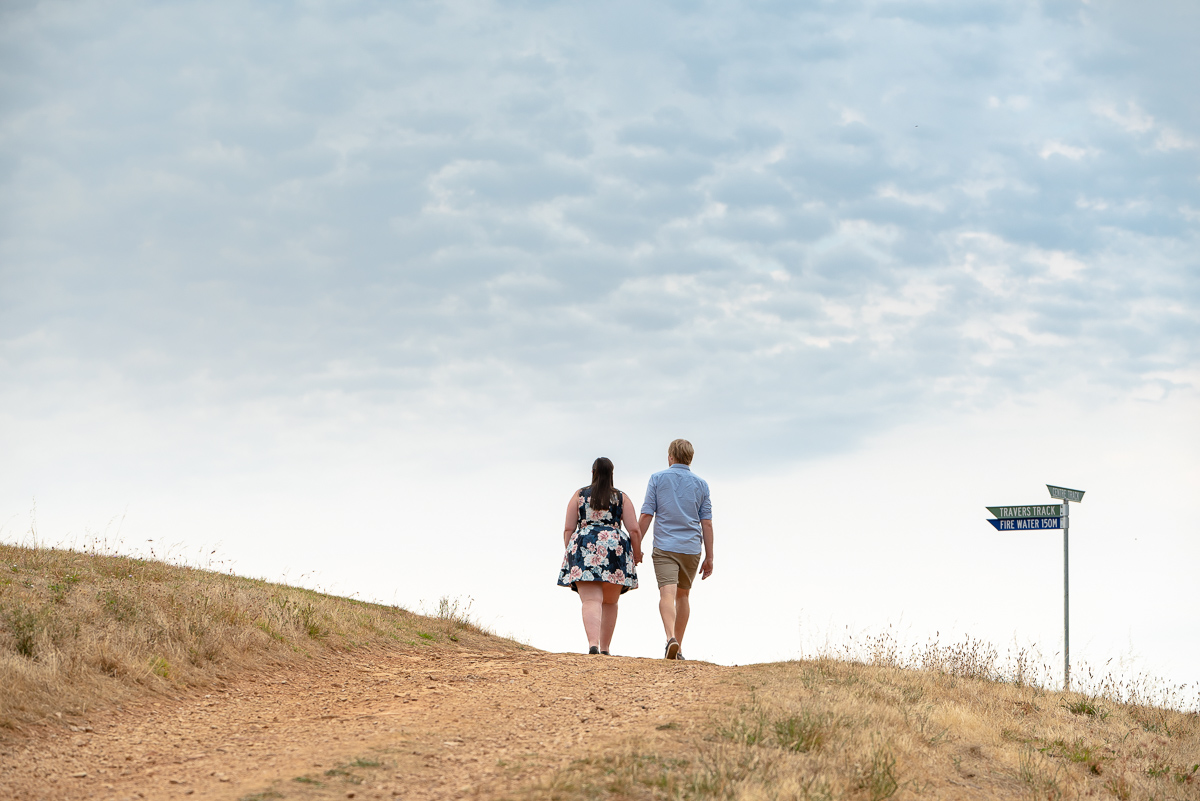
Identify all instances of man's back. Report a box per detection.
[642,463,711,555]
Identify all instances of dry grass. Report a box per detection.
[520,656,1200,801]
[823,627,1200,712]
[0,542,506,734]
[4,541,1197,800]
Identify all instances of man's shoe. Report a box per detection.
[589,645,600,655]
[665,638,680,660]
[676,651,685,661]
[600,650,610,655]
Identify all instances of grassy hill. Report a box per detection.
[0,542,512,733]
[526,659,1199,801]
[2,542,1197,801]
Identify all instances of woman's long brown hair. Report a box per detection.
[588,457,615,512]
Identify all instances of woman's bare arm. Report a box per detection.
[621,492,643,563]
[563,490,582,548]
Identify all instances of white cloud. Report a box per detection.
[1030,250,1087,282]
[876,183,945,211]
[987,95,1030,110]
[838,107,867,126]
[1154,128,1196,152]
[953,232,1090,307]
[1093,101,1195,153]
[186,140,248,164]
[1039,140,1094,160]
[1094,101,1156,134]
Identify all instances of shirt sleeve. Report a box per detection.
[640,475,657,515]
[698,480,712,520]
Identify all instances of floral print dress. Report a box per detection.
[557,487,638,593]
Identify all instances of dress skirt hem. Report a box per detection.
[557,527,638,594]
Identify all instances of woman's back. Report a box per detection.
[579,487,623,529]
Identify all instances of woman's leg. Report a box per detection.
[599,583,622,653]
[576,582,603,648]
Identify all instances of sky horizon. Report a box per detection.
[3,0,1197,702]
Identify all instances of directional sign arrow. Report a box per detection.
[987,517,1064,531]
[987,504,1063,519]
[1047,485,1085,503]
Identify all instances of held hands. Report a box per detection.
[633,545,644,565]
[701,556,714,580]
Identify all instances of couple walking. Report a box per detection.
[557,438,714,659]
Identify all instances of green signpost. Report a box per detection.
[1047,485,1085,503]
[985,485,1085,690]
[986,504,1063,519]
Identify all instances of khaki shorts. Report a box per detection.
[652,548,702,590]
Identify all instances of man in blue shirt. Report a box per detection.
[638,438,713,660]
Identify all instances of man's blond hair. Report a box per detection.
[668,438,694,465]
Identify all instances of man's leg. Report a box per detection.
[674,587,690,646]
[598,583,621,653]
[653,549,682,658]
[658,583,678,641]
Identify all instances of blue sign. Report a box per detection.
[987,517,1063,531]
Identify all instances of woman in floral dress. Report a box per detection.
[558,457,643,655]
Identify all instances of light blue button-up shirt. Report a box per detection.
[640,463,712,555]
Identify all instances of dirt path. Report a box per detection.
[1,646,735,801]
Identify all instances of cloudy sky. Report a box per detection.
[2,0,1197,693]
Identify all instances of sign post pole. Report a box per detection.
[984,486,1084,693]
[1063,499,1069,692]
[1045,485,1084,691]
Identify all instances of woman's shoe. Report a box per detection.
[600,650,610,655]
[664,638,679,660]
[588,645,600,655]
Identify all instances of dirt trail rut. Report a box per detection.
[1,647,736,800]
